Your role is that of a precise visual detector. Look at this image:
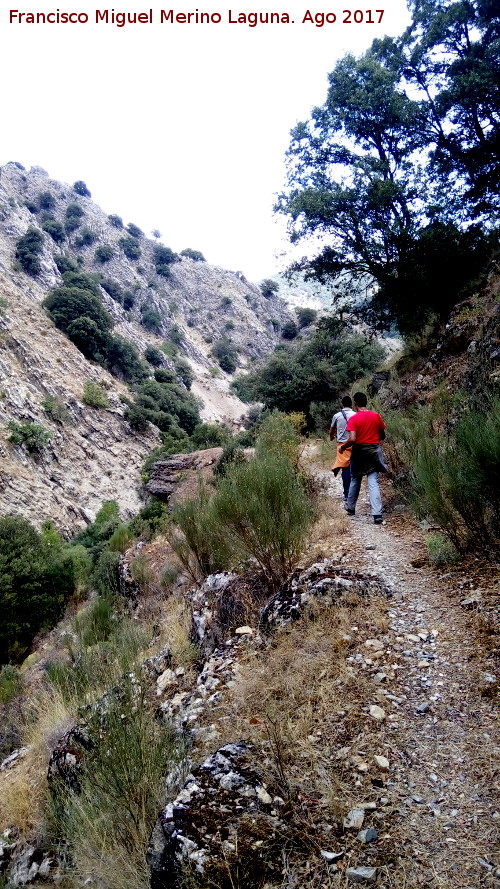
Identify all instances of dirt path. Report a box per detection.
[312,450,499,888]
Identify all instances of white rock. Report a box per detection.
[374,755,389,771]
[369,705,386,721]
[343,807,365,829]
[235,625,254,635]
[364,639,384,651]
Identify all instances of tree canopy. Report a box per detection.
[278,0,499,336]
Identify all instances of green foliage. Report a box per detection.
[180,247,205,261]
[140,305,162,333]
[24,199,38,213]
[15,227,44,275]
[0,664,22,704]
[106,336,148,383]
[123,291,135,310]
[82,381,110,409]
[161,340,178,358]
[119,236,141,261]
[108,214,123,228]
[8,421,51,454]
[390,396,500,552]
[38,190,56,210]
[260,279,279,298]
[171,483,235,580]
[213,440,246,478]
[132,378,201,435]
[41,217,65,243]
[295,307,317,328]
[74,227,96,248]
[100,278,123,302]
[54,254,78,274]
[0,515,75,662]
[174,357,194,389]
[126,222,143,238]
[42,394,71,424]
[281,320,298,340]
[43,277,113,360]
[73,180,91,197]
[51,675,180,889]
[152,244,178,277]
[233,320,383,426]
[169,325,183,346]
[128,499,168,540]
[154,368,176,384]
[94,244,114,264]
[144,345,164,366]
[426,534,459,566]
[255,411,301,466]
[66,202,84,221]
[190,422,231,450]
[72,500,121,562]
[278,3,500,334]
[212,336,238,373]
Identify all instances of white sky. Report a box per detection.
[1,1,410,282]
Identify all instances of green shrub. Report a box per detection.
[66,202,84,220]
[128,500,168,540]
[295,307,317,328]
[107,524,133,553]
[174,357,194,389]
[8,421,51,454]
[190,422,231,450]
[42,218,65,243]
[214,452,314,588]
[51,675,180,889]
[54,254,78,274]
[74,227,96,248]
[119,236,141,261]
[0,665,22,705]
[212,337,238,373]
[180,248,205,261]
[91,549,121,597]
[73,596,116,646]
[123,291,135,311]
[0,515,75,662]
[100,278,123,302]
[260,279,279,298]
[108,214,123,228]
[160,340,178,358]
[281,320,298,340]
[214,441,246,478]
[106,336,148,383]
[24,199,38,213]
[15,227,44,275]
[82,381,110,409]
[38,190,56,210]
[42,394,71,424]
[169,325,183,346]
[171,483,234,580]
[426,534,459,565]
[126,222,143,238]
[144,345,163,366]
[95,244,114,264]
[124,404,150,432]
[140,306,162,333]
[73,180,91,197]
[154,368,176,384]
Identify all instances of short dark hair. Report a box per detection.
[341,395,352,407]
[353,391,367,407]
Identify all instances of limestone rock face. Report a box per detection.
[260,559,391,631]
[146,448,223,501]
[148,742,286,889]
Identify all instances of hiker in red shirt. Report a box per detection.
[340,391,386,525]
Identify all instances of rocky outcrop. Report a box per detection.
[148,742,286,889]
[145,447,223,500]
[260,560,391,631]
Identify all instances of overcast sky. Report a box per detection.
[1,1,410,281]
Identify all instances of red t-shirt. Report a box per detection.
[346,410,386,444]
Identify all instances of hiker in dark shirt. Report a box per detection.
[340,391,386,525]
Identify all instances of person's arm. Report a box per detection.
[329,420,337,441]
[340,430,356,452]
[379,417,386,441]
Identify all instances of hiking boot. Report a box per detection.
[373,515,383,525]
[345,507,355,516]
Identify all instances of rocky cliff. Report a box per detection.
[0,162,293,532]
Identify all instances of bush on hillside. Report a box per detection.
[171,483,235,580]
[296,307,317,328]
[212,337,238,373]
[174,357,194,389]
[100,278,123,302]
[180,248,205,261]
[0,515,75,662]
[94,244,114,264]
[108,214,123,228]
[119,236,141,261]
[140,306,162,333]
[144,345,164,366]
[126,222,143,238]
[41,218,65,243]
[190,422,231,450]
[281,320,298,340]
[74,227,96,248]
[38,191,56,211]
[153,244,178,277]
[106,336,148,383]
[15,227,44,275]
[54,254,78,274]
[73,180,91,197]
[42,395,71,424]
[260,279,279,298]
[82,381,110,409]
[8,421,51,455]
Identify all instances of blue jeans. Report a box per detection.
[341,467,351,499]
[347,472,382,516]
